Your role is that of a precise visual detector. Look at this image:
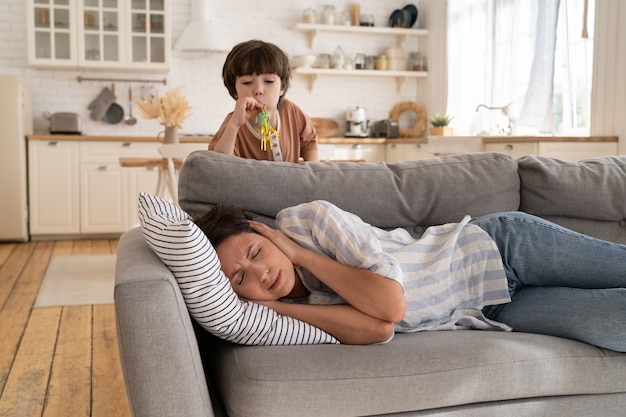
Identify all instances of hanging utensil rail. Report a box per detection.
[77,76,167,85]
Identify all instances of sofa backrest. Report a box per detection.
[178,152,520,234]
[518,154,626,244]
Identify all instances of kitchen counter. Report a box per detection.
[27,134,617,145]
[480,135,618,143]
[318,135,618,144]
[26,134,212,143]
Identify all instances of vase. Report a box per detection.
[159,126,179,144]
[429,127,454,136]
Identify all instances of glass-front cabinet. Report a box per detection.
[127,0,168,69]
[78,0,124,67]
[28,0,78,67]
[27,0,169,71]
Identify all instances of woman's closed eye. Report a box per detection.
[235,246,262,285]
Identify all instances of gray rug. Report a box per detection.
[35,255,116,307]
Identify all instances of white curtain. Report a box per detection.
[446,0,560,135]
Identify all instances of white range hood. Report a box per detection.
[174,0,227,52]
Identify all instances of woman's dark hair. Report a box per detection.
[222,39,292,106]
[194,205,255,248]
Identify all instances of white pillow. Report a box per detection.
[137,192,339,345]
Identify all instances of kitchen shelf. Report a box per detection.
[294,67,427,93]
[294,22,428,48]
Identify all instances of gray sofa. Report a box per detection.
[115,151,626,417]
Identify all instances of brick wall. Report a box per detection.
[0,0,439,137]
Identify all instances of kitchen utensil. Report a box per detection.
[389,8,412,28]
[87,86,116,121]
[402,4,418,28]
[103,83,124,124]
[46,112,82,134]
[311,118,339,138]
[125,87,137,125]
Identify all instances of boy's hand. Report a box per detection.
[231,96,263,127]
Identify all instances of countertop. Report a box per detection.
[26,134,213,143]
[26,134,617,144]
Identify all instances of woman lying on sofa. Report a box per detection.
[195,200,626,351]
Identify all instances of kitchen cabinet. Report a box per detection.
[484,142,538,159]
[293,23,428,92]
[385,142,431,162]
[318,143,386,162]
[28,140,81,235]
[28,137,209,238]
[79,140,160,234]
[27,0,170,71]
[485,140,618,160]
[29,138,160,238]
[537,142,618,161]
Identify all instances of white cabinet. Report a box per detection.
[318,143,386,162]
[385,142,431,162]
[79,140,160,233]
[80,162,128,233]
[28,139,162,238]
[28,140,80,235]
[27,0,170,71]
[485,141,618,160]
[537,142,618,161]
[27,0,78,68]
[484,142,538,159]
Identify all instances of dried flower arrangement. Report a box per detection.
[135,87,192,128]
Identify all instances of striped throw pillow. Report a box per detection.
[137,192,338,345]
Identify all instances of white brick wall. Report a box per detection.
[1,0,439,137]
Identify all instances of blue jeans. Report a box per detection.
[470,212,626,352]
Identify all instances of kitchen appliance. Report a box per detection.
[48,112,82,134]
[345,107,370,138]
[0,76,33,241]
[371,119,400,138]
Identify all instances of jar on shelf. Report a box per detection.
[354,53,365,69]
[340,10,351,25]
[302,8,316,24]
[410,52,428,71]
[317,53,331,69]
[331,46,345,69]
[376,53,388,70]
[360,14,374,27]
[365,55,376,70]
[322,5,336,25]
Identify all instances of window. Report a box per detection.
[446,0,594,135]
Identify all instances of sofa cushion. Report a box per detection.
[137,192,338,345]
[210,330,626,417]
[519,155,626,244]
[178,151,521,231]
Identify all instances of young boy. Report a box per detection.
[195,200,626,350]
[209,40,319,162]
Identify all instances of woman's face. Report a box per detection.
[235,73,284,111]
[216,231,297,301]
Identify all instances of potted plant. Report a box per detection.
[429,114,454,136]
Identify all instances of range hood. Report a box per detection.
[174,0,227,52]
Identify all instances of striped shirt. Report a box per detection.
[276,200,512,333]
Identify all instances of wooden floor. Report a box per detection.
[0,239,131,417]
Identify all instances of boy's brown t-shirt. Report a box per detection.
[209,99,318,162]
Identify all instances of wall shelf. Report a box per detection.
[294,67,427,93]
[294,22,428,48]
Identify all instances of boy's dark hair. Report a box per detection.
[222,39,292,106]
[194,205,255,248]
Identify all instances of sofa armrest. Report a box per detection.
[114,228,215,417]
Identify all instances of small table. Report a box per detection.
[119,157,183,201]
